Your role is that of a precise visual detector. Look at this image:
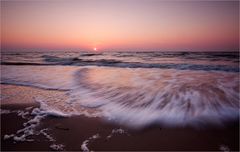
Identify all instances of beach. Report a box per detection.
[2,0,240,150]
[2,0,239,150]
[1,84,239,151]
[1,51,239,151]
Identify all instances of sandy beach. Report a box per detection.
[1,0,239,151]
[1,84,239,151]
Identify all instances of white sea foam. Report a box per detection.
[14,112,45,142]
[4,134,15,140]
[50,144,65,151]
[17,110,29,119]
[1,109,31,121]
[69,68,239,128]
[3,100,61,143]
[33,99,71,117]
[219,144,230,152]
[2,103,63,149]
[81,140,89,152]
[107,128,127,139]
[0,109,12,114]
[39,129,55,142]
[81,134,100,152]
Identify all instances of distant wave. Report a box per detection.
[79,53,103,56]
[112,51,239,60]
[1,52,238,72]
[1,59,239,72]
[1,62,54,66]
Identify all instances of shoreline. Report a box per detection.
[1,84,239,151]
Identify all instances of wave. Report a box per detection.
[80,53,103,56]
[1,65,77,90]
[67,68,239,128]
[112,51,239,61]
[1,65,239,128]
[1,60,239,72]
[1,62,54,66]
[1,82,69,91]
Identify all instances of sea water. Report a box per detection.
[1,51,239,128]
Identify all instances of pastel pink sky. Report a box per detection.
[1,0,239,51]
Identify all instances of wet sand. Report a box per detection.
[1,84,239,151]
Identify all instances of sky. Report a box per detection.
[1,0,239,52]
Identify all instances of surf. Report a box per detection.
[1,65,239,128]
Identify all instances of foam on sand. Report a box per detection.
[81,134,100,152]
[50,144,65,151]
[2,100,66,150]
[106,128,128,139]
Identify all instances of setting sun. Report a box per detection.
[0,0,239,151]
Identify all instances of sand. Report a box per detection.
[1,84,239,151]
[0,84,67,105]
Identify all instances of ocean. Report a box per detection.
[1,51,239,128]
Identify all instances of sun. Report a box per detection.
[93,47,97,51]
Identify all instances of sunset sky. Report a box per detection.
[1,0,239,52]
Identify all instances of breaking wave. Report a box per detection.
[69,68,239,128]
[1,65,239,128]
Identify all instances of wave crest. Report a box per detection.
[69,68,239,128]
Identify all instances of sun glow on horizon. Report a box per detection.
[1,0,238,52]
